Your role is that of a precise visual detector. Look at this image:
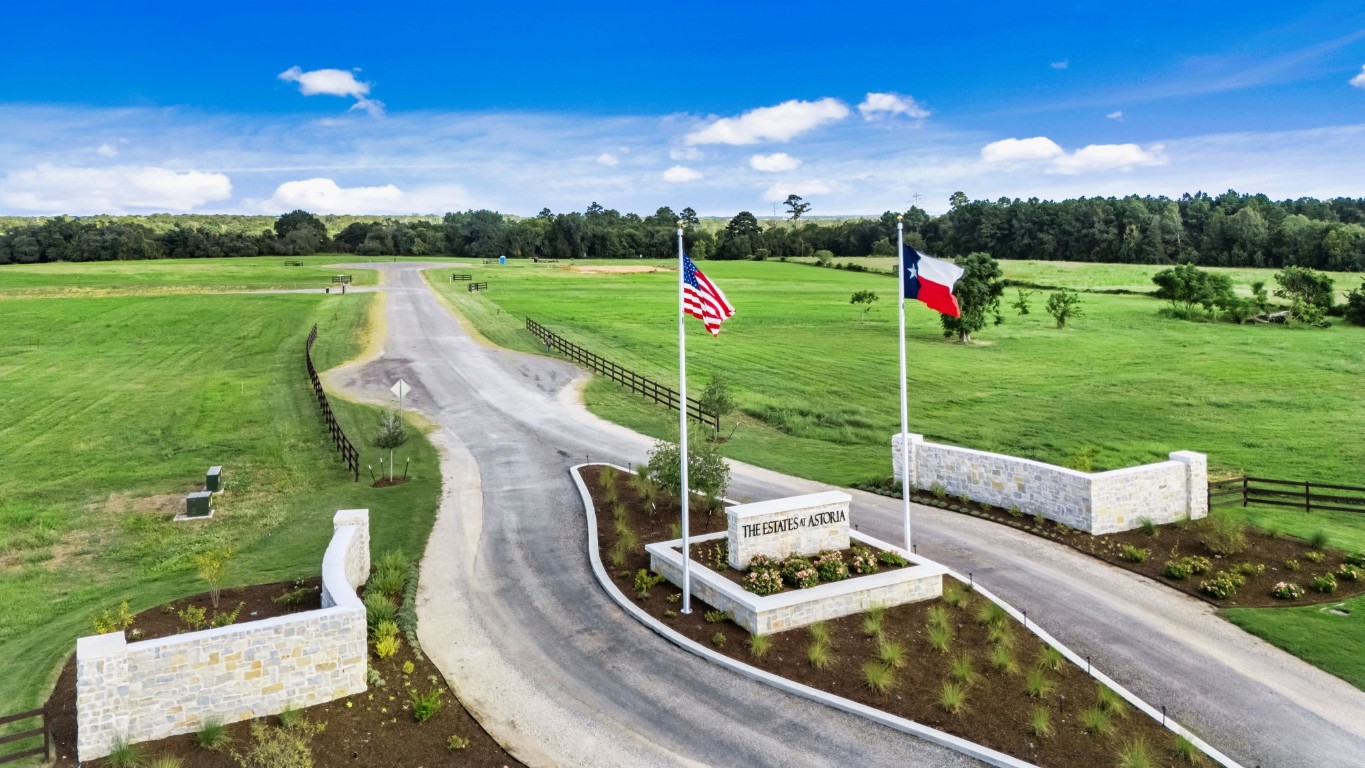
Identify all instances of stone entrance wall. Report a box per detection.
[893,433,1208,534]
[76,509,370,761]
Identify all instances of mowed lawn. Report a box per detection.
[1224,595,1365,689]
[0,288,439,712]
[427,259,1365,545]
[0,254,383,297]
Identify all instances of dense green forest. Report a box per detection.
[2,191,1363,270]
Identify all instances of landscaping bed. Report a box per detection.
[46,572,521,768]
[853,479,1365,608]
[587,466,1208,768]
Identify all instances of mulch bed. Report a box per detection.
[851,480,1365,608]
[46,578,522,767]
[587,466,1199,768]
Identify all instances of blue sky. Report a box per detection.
[1,1,1362,216]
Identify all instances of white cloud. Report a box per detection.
[662,165,703,183]
[596,152,619,166]
[749,152,802,172]
[1107,111,1124,120]
[669,146,703,161]
[96,143,119,157]
[278,66,385,115]
[0,164,230,214]
[1052,59,1069,70]
[981,137,1065,164]
[1351,65,1365,88]
[265,178,404,214]
[857,92,930,120]
[763,180,833,202]
[685,98,850,145]
[1050,143,1167,174]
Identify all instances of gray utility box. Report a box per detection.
[185,491,213,518]
[206,466,223,493]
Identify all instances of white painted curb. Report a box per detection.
[573,463,1242,768]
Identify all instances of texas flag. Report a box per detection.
[901,245,964,318]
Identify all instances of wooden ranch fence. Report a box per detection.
[0,708,49,764]
[305,325,361,481]
[468,281,489,292]
[1209,476,1365,514]
[525,318,719,431]
[451,273,472,281]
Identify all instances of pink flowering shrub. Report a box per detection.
[850,546,879,575]
[813,551,850,583]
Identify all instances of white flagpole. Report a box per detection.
[677,222,693,614]
[898,216,913,552]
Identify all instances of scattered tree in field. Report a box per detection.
[1274,265,1334,327]
[940,252,1004,343]
[1345,280,1365,326]
[646,435,730,510]
[850,290,879,318]
[1250,280,1271,314]
[373,411,408,481]
[698,374,737,438]
[715,211,763,260]
[784,194,812,223]
[1045,289,1083,328]
[1011,289,1035,315]
[1151,263,1234,319]
[274,209,329,255]
[195,548,235,609]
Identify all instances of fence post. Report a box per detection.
[1305,481,1312,513]
[1242,476,1248,507]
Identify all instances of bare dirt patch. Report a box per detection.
[565,265,669,274]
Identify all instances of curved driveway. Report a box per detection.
[326,263,1365,768]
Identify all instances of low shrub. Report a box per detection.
[210,601,245,629]
[177,604,207,632]
[1185,555,1213,575]
[812,550,850,582]
[410,687,444,723]
[1337,564,1363,582]
[402,660,415,675]
[372,620,399,643]
[373,635,401,659]
[1194,512,1246,556]
[742,568,782,595]
[235,720,319,768]
[781,555,820,589]
[849,546,879,575]
[712,632,727,647]
[1283,558,1301,572]
[1162,559,1192,580]
[447,734,470,751]
[278,705,303,729]
[1233,562,1265,577]
[364,592,398,629]
[1310,573,1338,593]
[633,569,664,599]
[703,610,729,624]
[369,567,407,602]
[1304,550,1325,563]
[1198,571,1242,600]
[1271,581,1304,600]
[273,582,316,608]
[876,550,908,567]
[1345,552,1365,568]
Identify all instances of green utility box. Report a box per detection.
[206,466,222,493]
[185,491,212,519]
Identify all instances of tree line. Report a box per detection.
[2,190,1363,271]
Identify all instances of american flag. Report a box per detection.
[682,253,735,336]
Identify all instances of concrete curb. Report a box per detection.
[572,463,1033,768]
[574,463,1242,768]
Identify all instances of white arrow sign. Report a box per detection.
[390,380,410,400]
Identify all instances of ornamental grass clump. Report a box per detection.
[1308,530,1330,550]
[807,640,832,669]
[1025,668,1056,699]
[990,644,1020,676]
[987,622,1016,650]
[949,654,977,685]
[975,601,1007,628]
[878,640,906,669]
[1082,706,1113,736]
[1030,706,1054,739]
[748,634,771,659]
[1117,738,1155,768]
[1096,683,1128,718]
[364,592,398,629]
[410,687,444,723]
[196,717,230,751]
[942,583,969,609]
[862,605,886,637]
[862,662,897,695]
[927,606,950,631]
[939,681,968,715]
[1036,646,1066,673]
[1173,734,1208,765]
[1119,544,1150,563]
[927,623,952,654]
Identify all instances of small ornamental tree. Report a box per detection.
[1011,288,1035,316]
[1045,288,1083,328]
[1274,265,1335,327]
[646,435,730,511]
[1151,263,1233,319]
[940,252,1003,343]
[698,374,737,438]
[1345,279,1365,326]
[373,411,408,481]
[850,290,879,318]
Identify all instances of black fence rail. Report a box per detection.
[525,318,719,431]
[1209,476,1365,514]
[331,274,352,285]
[451,273,472,281]
[468,281,489,292]
[0,708,49,764]
[283,259,302,266]
[305,325,360,481]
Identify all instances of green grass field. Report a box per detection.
[0,283,439,713]
[1224,595,1365,689]
[0,254,383,297]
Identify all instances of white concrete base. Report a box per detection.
[647,532,945,635]
[172,509,214,522]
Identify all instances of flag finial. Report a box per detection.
[677,219,684,229]
[897,214,903,223]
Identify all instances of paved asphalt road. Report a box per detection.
[326,263,1365,768]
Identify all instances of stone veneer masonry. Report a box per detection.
[726,491,851,570]
[649,531,945,635]
[893,433,1208,534]
[76,509,370,761]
